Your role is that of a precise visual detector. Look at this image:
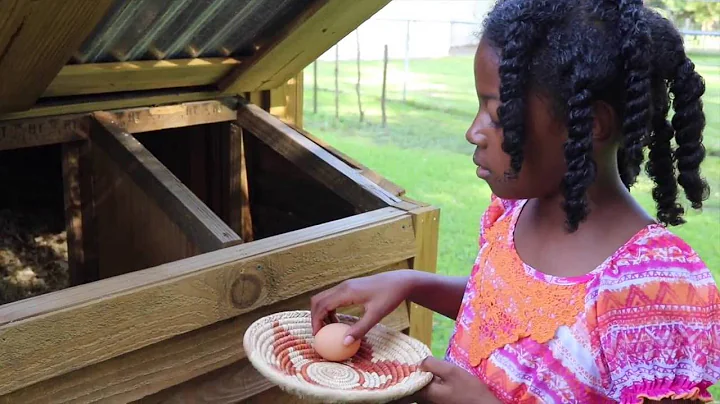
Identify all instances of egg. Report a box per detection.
[312,323,361,362]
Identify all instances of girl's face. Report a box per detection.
[467,39,568,200]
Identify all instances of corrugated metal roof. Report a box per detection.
[70,0,313,64]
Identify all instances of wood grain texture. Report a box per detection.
[0,91,221,122]
[0,115,88,151]
[220,0,391,93]
[408,206,441,349]
[0,261,411,404]
[270,73,304,129]
[91,137,197,280]
[236,125,254,241]
[0,0,116,113]
[62,141,99,285]
[0,209,415,395]
[91,112,241,252]
[102,99,238,135]
[236,100,400,211]
[44,58,241,98]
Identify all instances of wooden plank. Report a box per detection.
[236,124,254,242]
[270,72,304,128]
[0,209,415,395]
[1,261,411,404]
[101,99,238,135]
[236,100,401,211]
[61,141,99,285]
[0,91,221,122]
[0,115,88,151]
[220,0,391,93]
[91,112,241,253]
[91,129,197,280]
[0,207,406,325]
[135,286,410,404]
[44,58,242,98]
[290,123,406,197]
[408,206,441,349]
[0,0,116,113]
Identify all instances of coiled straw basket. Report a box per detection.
[243,310,434,403]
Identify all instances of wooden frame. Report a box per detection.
[44,58,242,98]
[0,0,117,114]
[0,95,439,403]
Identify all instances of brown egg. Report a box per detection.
[312,323,362,362]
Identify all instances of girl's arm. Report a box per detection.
[405,271,469,320]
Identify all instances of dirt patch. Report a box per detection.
[0,209,69,305]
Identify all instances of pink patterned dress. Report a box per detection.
[445,195,720,403]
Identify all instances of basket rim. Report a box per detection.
[242,310,434,403]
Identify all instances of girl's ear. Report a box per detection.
[592,101,619,144]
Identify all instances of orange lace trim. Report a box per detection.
[468,215,587,366]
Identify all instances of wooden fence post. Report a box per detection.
[381,44,388,128]
[408,205,440,350]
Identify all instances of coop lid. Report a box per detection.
[0,0,390,120]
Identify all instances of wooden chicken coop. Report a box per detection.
[0,0,440,403]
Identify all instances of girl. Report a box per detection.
[310,0,720,402]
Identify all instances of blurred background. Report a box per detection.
[300,0,719,364]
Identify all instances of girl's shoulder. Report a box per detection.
[590,225,720,402]
[477,194,524,242]
[595,222,715,289]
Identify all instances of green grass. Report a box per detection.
[302,52,720,395]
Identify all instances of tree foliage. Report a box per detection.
[647,0,720,30]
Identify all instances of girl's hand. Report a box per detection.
[310,270,417,344]
[398,357,501,404]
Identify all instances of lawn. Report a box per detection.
[302,51,720,395]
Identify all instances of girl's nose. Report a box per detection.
[466,124,489,149]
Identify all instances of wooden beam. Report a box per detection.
[44,58,242,98]
[90,112,241,253]
[291,123,406,197]
[0,0,116,114]
[236,124,255,242]
[61,141,99,286]
[236,100,401,211]
[408,206,441,349]
[100,99,238,135]
[0,261,411,404]
[0,91,221,122]
[220,0,392,93]
[0,115,89,151]
[269,72,304,128]
[0,208,415,395]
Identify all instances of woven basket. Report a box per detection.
[243,310,434,404]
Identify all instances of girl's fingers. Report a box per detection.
[310,286,359,334]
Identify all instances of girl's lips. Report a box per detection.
[473,153,491,178]
[476,165,491,179]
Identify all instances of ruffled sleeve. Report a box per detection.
[478,194,517,247]
[594,227,720,403]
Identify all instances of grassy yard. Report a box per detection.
[302,52,720,395]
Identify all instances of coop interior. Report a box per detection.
[134,122,360,240]
[0,118,369,307]
[0,145,68,305]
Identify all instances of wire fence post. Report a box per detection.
[313,60,317,114]
[382,44,388,128]
[356,29,364,122]
[403,20,410,103]
[334,44,339,120]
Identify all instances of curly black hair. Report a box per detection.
[481,0,709,231]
